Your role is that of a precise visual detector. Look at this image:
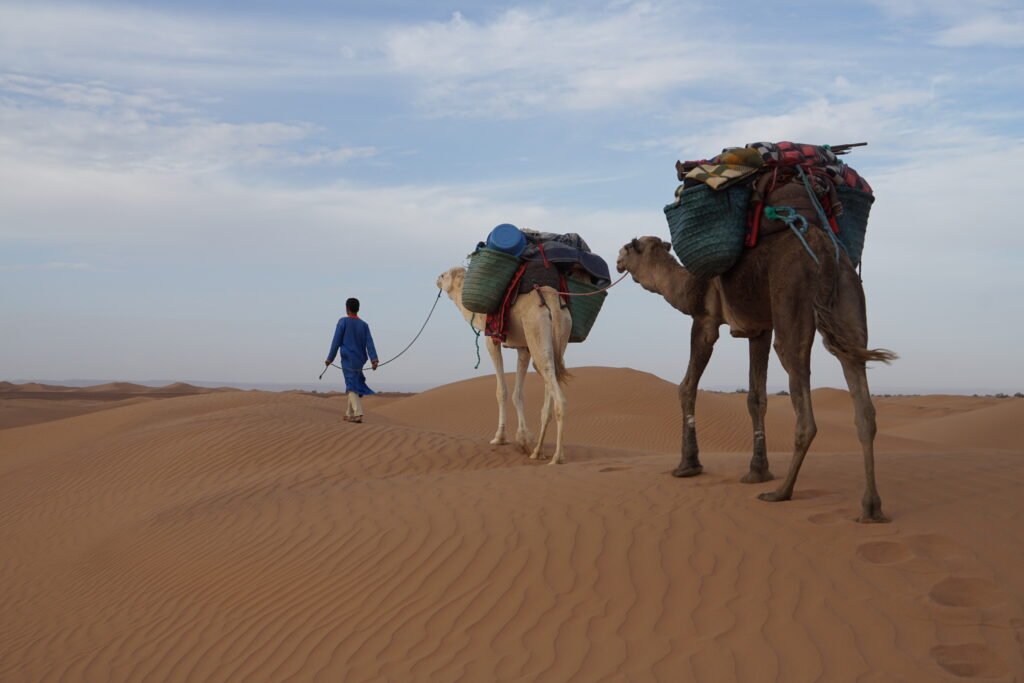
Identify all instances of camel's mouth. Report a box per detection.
[615,260,625,274]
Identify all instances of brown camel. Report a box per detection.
[616,230,895,522]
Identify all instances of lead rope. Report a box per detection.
[536,271,629,297]
[320,289,443,380]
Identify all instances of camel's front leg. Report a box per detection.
[513,348,533,453]
[675,319,719,477]
[741,331,774,483]
[485,339,509,445]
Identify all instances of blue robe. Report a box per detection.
[326,316,378,396]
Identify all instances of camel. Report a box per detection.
[616,230,895,522]
[437,266,572,464]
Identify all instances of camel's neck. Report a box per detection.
[449,284,485,331]
[634,255,695,315]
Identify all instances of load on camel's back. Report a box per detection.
[668,140,875,278]
[616,141,896,523]
[437,223,612,465]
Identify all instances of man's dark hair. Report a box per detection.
[346,297,360,314]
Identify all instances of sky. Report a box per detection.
[1,0,1022,393]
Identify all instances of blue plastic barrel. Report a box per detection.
[486,223,526,257]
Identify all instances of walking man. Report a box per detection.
[325,297,379,423]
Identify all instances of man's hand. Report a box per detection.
[325,360,331,367]
[371,360,379,371]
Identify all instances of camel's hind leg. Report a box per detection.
[839,358,889,523]
[529,389,554,461]
[741,331,774,483]
[544,377,567,465]
[513,348,533,453]
[526,317,568,464]
[760,330,816,502]
[485,339,509,445]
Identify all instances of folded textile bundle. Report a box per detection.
[677,141,871,194]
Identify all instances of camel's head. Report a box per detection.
[616,236,672,278]
[436,266,466,299]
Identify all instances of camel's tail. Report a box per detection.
[540,287,572,384]
[812,235,897,366]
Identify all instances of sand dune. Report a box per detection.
[1,369,1022,681]
[0,382,222,429]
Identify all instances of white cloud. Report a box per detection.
[0,261,92,271]
[0,2,377,87]
[384,4,745,116]
[0,74,378,172]
[285,146,378,166]
[934,14,1024,47]
[867,0,1024,47]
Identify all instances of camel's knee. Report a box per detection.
[857,404,877,442]
[795,422,817,450]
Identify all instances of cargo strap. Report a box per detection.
[469,314,482,369]
[797,165,846,263]
[764,205,819,265]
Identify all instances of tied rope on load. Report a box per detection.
[319,289,443,380]
[534,272,630,297]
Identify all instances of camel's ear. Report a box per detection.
[661,240,671,251]
[630,237,642,253]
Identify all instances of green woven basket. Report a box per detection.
[664,184,750,278]
[462,247,522,314]
[835,185,874,266]
[567,278,607,343]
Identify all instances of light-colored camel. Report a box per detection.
[437,267,572,464]
[616,231,895,522]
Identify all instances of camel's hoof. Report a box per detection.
[758,489,792,503]
[858,499,890,523]
[857,512,891,524]
[529,452,546,460]
[672,464,703,478]
[490,437,508,446]
[547,458,564,466]
[741,469,774,484]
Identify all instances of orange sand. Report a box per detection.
[1,369,1022,681]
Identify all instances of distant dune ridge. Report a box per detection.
[1,368,1023,681]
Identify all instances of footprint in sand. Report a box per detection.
[598,466,629,473]
[931,643,1008,678]
[856,540,913,565]
[808,508,857,525]
[852,533,970,567]
[905,534,970,562]
[928,577,1005,609]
